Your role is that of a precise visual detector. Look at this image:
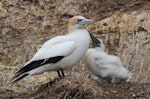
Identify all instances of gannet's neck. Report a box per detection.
[67,29,90,45]
[68,26,84,33]
[94,47,105,52]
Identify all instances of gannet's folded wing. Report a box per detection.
[30,41,76,62]
[24,35,73,65]
[13,41,76,80]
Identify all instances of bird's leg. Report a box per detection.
[57,70,62,78]
[61,69,65,78]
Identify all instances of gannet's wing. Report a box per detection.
[11,37,76,83]
[25,35,72,65]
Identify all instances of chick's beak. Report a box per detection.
[89,33,101,48]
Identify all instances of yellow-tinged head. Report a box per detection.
[68,16,94,32]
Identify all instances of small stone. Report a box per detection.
[132,94,136,97]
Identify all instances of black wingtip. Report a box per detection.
[8,56,65,85]
[11,67,26,82]
[9,73,29,84]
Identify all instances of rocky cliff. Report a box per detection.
[0,0,150,98]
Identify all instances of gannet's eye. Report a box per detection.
[77,19,83,23]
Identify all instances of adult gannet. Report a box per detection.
[10,16,94,84]
[85,34,132,83]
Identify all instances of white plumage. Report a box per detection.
[10,16,94,83]
[84,35,132,83]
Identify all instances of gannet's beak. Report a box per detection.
[89,33,101,48]
[81,19,94,24]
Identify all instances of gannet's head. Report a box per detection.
[89,33,105,51]
[68,16,94,32]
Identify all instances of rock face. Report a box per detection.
[0,0,150,95]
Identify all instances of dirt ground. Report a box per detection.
[0,76,150,99]
[0,0,150,98]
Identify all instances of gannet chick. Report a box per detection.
[85,34,132,83]
[10,16,94,84]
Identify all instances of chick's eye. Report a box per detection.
[77,19,83,23]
